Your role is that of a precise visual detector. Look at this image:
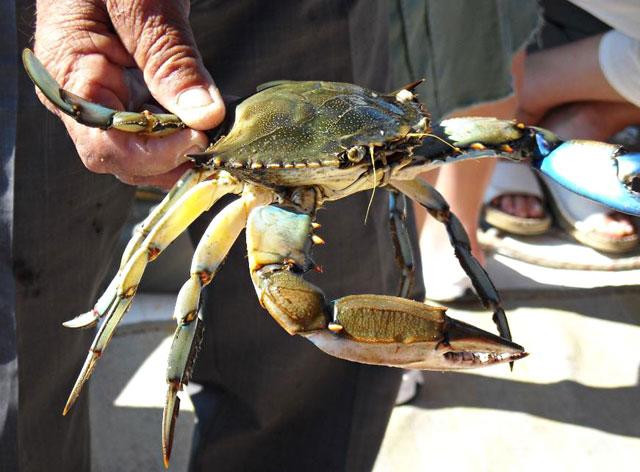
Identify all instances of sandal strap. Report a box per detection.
[540,175,609,223]
[484,160,546,203]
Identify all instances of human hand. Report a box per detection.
[33,0,225,188]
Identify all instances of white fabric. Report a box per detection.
[599,30,640,107]
[484,160,545,203]
[568,1,640,106]
[541,175,608,222]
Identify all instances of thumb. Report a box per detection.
[108,0,224,130]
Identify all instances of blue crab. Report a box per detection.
[23,49,640,467]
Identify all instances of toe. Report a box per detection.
[581,212,637,239]
[605,212,636,237]
[499,195,515,215]
[513,195,529,218]
[526,196,545,219]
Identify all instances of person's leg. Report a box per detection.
[12,14,136,466]
[0,3,18,468]
[490,0,639,249]
[419,87,524,300]
[188,193,407,472]
[1,4,133,468]
[186,1,410,470]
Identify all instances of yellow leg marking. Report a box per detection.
[328,322,344,333]
[63,170,233,330]
[116,172,242,310]
[66,168,214,329]
[171,197,250,325]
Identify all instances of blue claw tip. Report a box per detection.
[534,141,640,217]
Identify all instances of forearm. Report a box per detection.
[518,33,629,123]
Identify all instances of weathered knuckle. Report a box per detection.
[109,0,192,62]
[138,32,200,91]
[34,1,110,73]
[72,138,113,174]
[150,49,203,91]
[112,2,197,82]
[82,151,111,174]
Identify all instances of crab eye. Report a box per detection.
[347,145,366,162]
[414,117,428,132]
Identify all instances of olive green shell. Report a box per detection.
[202,81,427,170]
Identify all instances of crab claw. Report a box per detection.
[303,295,526,371]
[426,317,527,369]
[534,138,640,216]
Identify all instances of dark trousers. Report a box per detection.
[533,0,610,50]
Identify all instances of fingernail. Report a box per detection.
[177,87,214,109]
[175,85,223,128]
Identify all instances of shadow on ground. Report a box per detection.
[415,370,640,438]
[90,325,195,472]
[448,284,640,326]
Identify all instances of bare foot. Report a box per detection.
[577,212,637,239]
[491,194,545,219]
[493,193,637,248]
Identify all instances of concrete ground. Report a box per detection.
[89,230,640,471]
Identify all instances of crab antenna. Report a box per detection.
[364,145,378,224]
[407,132,462,154]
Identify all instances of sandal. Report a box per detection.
[541,176,639,254]
[482,161,552,236]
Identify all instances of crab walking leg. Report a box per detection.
[247,205,525,371]
[120,168,216,266]
[391,178,513,344]
[22,49,185,136]
[63,174,243,416]
[162,185,272,468]
[64,168,217,330]
[388,190,416,298]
